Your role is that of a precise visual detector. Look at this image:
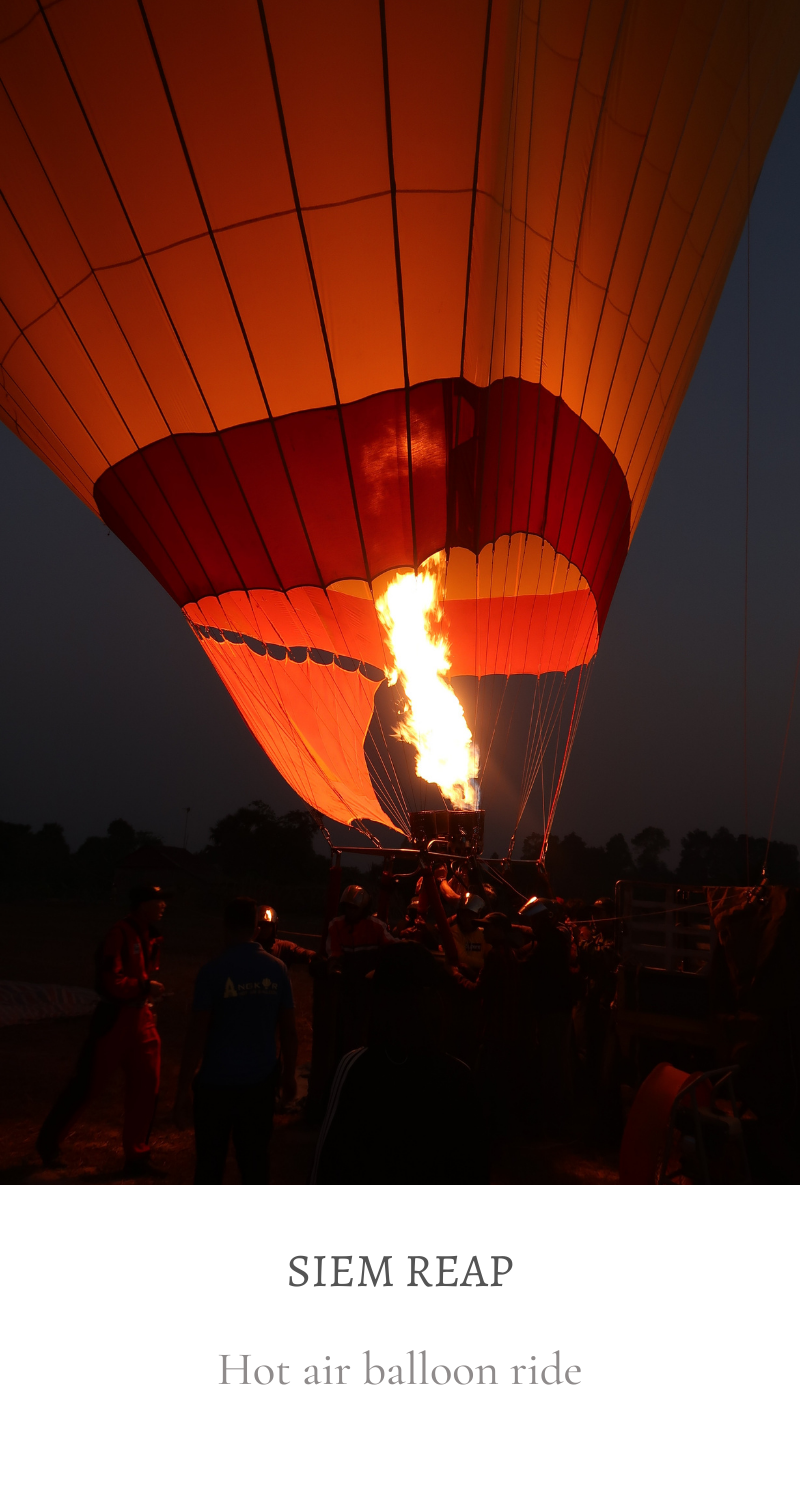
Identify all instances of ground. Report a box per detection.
[0,898,618,1184]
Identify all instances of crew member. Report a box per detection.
[256,905,315,965]
[325,885,394,971]
[449,892,489,975]
[173,896,298,1184]
[517,896,575,1133]
[312,942,488,1184]
[412,864,462,916]
[36,884,167,1175]
[326,885,394,1058]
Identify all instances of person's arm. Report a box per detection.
[277,1008,298,1106]
[279,941,315,965]
[172,1012,211,1127]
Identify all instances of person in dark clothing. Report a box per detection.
[517,897,575,1133]
[326,884,395,1059]
[36,884,167,1174]
[451,910,521,1132]
[312,942,488,1184]
[174,897,298,1184]
[256,905,315,965]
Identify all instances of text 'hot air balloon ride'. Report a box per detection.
[2,0,799,854]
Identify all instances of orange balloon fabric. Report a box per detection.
[1,1,798,826]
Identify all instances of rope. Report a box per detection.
[743,0,752,882]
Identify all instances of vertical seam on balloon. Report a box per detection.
[378,0,417,571]
[365,709,411,829]
[0,290,111,467]
[521,2,594,720]
[540,3,717,676]
[620,62,775,500]
[529,20,727,696]
[535,9,631,667]
[205,641,335,816]
[134,1,313,598]
[136,0,272,415]
[0,77,180,440]
[33,2,219,429]
[31,3,267,605]
[133,12,328,596]
[10,33,322,596]
[534,6,593,397]
[486,6,524,687]
[226,583,400,829]
[539,10,633,677]
[620,31,784,515]
[478,6,522,689]
[591,5,775,511]
[0,362,94,495]
[0,186,148,451]
[163,437,262,593]
[459,0,494,382]
[254,0,372,583]
[32,0,317,602]
[104,459,214,601]
[0,399,89,499]
[0,63,307,589]
[485,3,542,703]
[554,3,631,406]
[565,12,694,437]
[197,603,368,823]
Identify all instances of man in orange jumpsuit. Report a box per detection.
[36,885,167,1175]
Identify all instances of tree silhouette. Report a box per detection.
[631,826,671,879]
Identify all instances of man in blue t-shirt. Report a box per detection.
[174,897,297,1184]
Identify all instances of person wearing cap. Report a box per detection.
[36,884,167,1174]
[516,895,575,1133]
[325,885,395,1057]
[173,896,297,1184]
[256,906,315,965]
[449,909,521,1133]
[311,942,488,1184]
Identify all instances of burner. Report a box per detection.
[409,809,485,856]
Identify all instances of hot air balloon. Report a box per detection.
[1,0,798,849]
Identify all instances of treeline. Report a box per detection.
[0,800,327,899]
[521,824,800,899]
[3,805,799,903]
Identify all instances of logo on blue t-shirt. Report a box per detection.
[193,942,293,1087]
[223,975,281,998]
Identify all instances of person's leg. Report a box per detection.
[193,1080,234,1183]
[121,1005,161,1163]
[231,1074,278,1185]
[36,1004,122,1163]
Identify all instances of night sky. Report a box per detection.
[2,81,800,865]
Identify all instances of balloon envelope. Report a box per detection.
[1,0,798,828]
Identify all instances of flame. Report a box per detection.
[376,554,479,809]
